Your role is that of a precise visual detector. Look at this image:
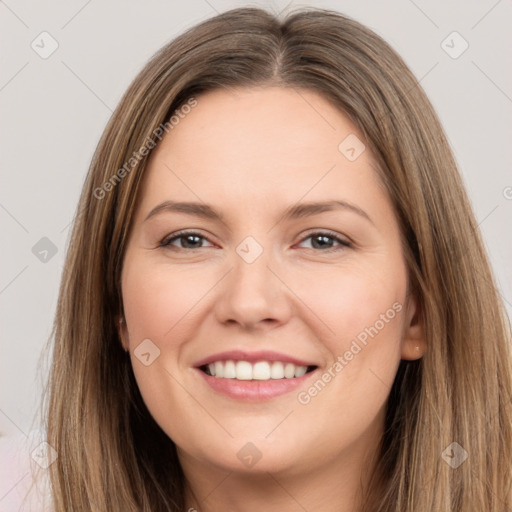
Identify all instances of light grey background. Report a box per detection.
[1,0,511,442]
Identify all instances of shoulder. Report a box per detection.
[0,429,54,512]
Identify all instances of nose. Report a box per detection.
[214,240,293,331]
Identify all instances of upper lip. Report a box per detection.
[193,350,318,368]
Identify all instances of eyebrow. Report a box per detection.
[144,200,373,225]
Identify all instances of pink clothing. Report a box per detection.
[0,430,53,512]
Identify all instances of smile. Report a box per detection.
[193,350,320,401]
[201,360,316,380]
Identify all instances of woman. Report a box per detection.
[36,6,511,511]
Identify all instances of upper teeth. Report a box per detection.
[206,360,309,380]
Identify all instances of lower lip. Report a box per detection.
[195,368,317,401]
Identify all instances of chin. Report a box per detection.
[176,429,309,475]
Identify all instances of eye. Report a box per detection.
[159,229,351,252]
[297,231,351,252]
[160,230,214,250]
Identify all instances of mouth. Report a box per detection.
[193,350,320,401]
[199,360,318,380]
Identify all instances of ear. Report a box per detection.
[115,313,129,352]
[400,293,426,360]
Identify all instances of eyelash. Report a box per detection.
[159,230,352,253]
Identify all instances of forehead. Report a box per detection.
[135,86,388,224]
[157,86,364,167]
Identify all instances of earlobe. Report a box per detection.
[400,294,426,360]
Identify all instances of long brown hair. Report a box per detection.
[35,6,511,511]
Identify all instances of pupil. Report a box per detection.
[313,235,332,249]
[184,235,201,248]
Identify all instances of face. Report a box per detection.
[118,86,425,478]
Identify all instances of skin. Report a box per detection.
[118,86,426,512]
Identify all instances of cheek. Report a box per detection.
[295,262,405,349]
[121,259,212,346]
[121,258,211,437]
[295,263,405,408]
